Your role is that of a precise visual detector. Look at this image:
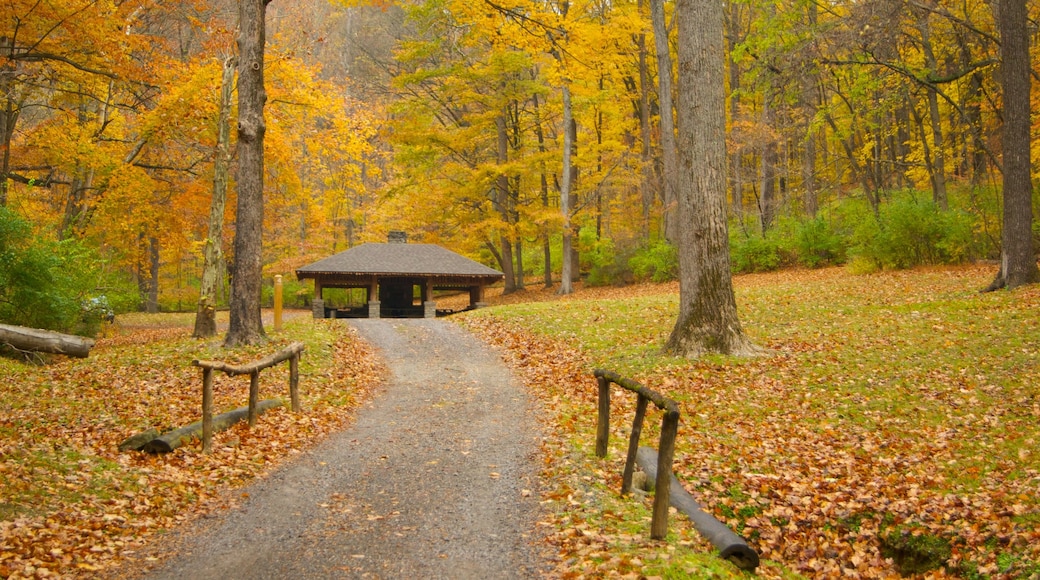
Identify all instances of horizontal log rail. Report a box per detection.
[594,368,680,540]
[193,342,305,453]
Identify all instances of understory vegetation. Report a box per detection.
[581,187,1036,286]
[0,266,1037,578]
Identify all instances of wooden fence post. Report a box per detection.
[289,352,300,412]
[202,368,214,453]
[651,408,681,540]
[596,374,610,458]
[248,371,259,426]
[622,394,649,495]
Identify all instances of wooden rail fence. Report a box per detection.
[594,368,681,540]
[193,342,305,453]
[594,368,759,571]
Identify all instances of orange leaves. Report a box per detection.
[459,266,1040,578]
[0,316,385,578]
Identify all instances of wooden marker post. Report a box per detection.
[273,274,283,331]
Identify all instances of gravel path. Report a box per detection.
[142,319,551,579]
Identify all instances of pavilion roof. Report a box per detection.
[295,243,503,279]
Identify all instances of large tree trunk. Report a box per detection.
[194,55,237,338]
[665,0,757,357]
[650,0,678,243]
[225,0,271,347]
[987,0,1039,290]
[0,323,95,358]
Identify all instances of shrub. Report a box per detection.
[844,194,978,270]
[0,207,134,336]
[629,240,678,283]
[730,230,781,273]
[794,215,846,268]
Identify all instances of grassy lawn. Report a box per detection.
[460,265,1040,578]
[1,267,1036,579]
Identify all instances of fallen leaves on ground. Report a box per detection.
[460,265,1040,579]
[0,316,385,578]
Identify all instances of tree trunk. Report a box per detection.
[987,0,1039,290]
[759,82,778,234]
[146,236,160,314]
[637,0,654,238]
[0,323,95,358]
[532,92,554,289]
[194,55,237,338]
[495,114,517,293]
[558,85,575,295]
[650,0,678,243]
[665,0,757,357]
[225,0,271,347]
[916,15,948,210]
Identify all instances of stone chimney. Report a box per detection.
[387,230,408,244]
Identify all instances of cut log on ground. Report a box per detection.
[0,323,95,358]
[142,399,284,453]
[636,446,760,571]
[118,428,160,452]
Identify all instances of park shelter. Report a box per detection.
[295,232,504,319]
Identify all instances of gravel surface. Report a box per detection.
[141,319,551,579]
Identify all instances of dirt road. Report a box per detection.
[141,319,551,579]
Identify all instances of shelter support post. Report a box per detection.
[368,278,380,318]
[423,279,436,318]
[469,284,488,308]
[312,280,325,319]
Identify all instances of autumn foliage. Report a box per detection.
[461,265,1040,578]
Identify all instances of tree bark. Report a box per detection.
[987,0,1039,290]
[495,114,517,293]
[225,0,271,347]
[637,0,654,238]
[650,0,678,243]
[915,15,949,210]
[759,81,778,234]
[558,84,575,295]
[194,55,237,338]
[0,323,95,358]
[665,0,757,357]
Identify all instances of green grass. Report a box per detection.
[461,265,1040,577]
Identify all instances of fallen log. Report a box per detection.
[142,399,284,453]
[0,323,95,358]
[118,428,160,452]
[636,446,760,571]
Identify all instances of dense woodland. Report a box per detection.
[1,0,1038,331]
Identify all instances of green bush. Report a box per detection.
[730,230,781,273]
[844,194,977,270]
[584,236,629,287]
[0,207,134,336]
[794,215,847,268]
[629,239,678,283]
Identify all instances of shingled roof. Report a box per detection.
[296,243,503,278]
